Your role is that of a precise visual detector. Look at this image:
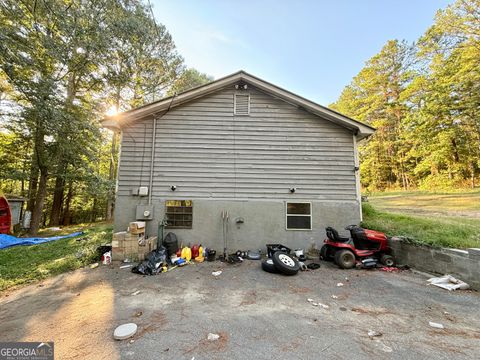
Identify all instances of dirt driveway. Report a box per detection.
[1,260,479,359]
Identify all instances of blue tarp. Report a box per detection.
[0,231,84,250]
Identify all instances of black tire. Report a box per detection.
[380,254,396,267]
[320,245,333,261]
[272,252,300,275]
[261,259,278,273]
[334,249,356,269]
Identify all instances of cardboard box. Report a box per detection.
[129,221,146,234]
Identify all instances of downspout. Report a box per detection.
[353,133,362,221]
[148,116,157,205]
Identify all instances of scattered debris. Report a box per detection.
[427,275,470,291]
[307,263,321,270]
[134,311,143,317]
[380,266,399,272]
[331,295,338,299]
[132,247,168,275]
[114,323,138,340]
[212,271,222,277]
[120,264,133,269]
[131,290,141,296]
[368,330,382,338]
[207,333,220,341]
[307,298,328,309]
[90,263,99,269]
[429,321,445,329]
[102,251,111,265]
[336,282,344,287]
[339,307,347,311]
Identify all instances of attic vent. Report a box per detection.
[234,94,250,115]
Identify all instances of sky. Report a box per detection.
[152,0,453,105]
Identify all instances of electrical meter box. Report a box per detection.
[136,205,154,220]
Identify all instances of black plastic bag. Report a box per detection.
[132,246,168,275]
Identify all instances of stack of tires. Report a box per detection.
[261,251,300,276]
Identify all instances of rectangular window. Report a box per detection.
[165,200,193,229]
[286,202,312,230]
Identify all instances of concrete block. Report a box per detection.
[467,248,480,259]
[443,248,468,257]
[433,251,452,263]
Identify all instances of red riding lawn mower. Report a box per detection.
[320,225,396,269]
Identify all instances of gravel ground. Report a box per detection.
[0,259,479,359]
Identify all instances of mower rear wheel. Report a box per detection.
[320,245,333,261]
[380,254,396,267]
[334,249,356,269]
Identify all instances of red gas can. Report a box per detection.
[191,244,200,258]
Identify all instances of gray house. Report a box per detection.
[102,71,374,251]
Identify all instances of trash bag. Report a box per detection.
[163,232,178,257]
[132,246,168,275]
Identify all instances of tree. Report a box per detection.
[167,68,212,96]
[332,40,416,191]
[0,0,188,233]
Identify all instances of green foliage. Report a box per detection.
[0,223,113,291]
[361,203,480,249]
[333,0,480,191]
[0,0,211,229]
[167,68,213,96]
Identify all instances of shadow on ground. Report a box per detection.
[1,260,479,359]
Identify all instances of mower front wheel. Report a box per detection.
[320,245,333,261]
[334,249,356,269]
[380,254,396,267]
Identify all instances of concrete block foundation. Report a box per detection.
[113,196,361,254]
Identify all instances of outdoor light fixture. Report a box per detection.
[354,166,360,172]
[170,185,177,191]
[234,84,248,90]
[289,187,296,193]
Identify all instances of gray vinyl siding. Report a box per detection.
[117,86,356,201]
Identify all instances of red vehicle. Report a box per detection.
[0,196,12,234]
[320,225,395,269]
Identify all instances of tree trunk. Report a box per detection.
[470,163,475,189]
[92,197,98,223]
[27,162,39,213]
[29,167,48,236]
[106,132,117,221]
[61,181,74,226]
[49,167,67,226]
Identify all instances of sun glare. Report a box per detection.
[106,105,118,116]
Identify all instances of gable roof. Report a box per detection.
[101,70,375,139]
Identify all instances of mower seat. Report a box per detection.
[325,227,351,243]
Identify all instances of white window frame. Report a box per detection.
[233,93,250,115]
[285,201,312,231]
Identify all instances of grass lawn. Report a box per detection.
[367,190,480,215]
[361,203,480,249]
[0,223,112,291]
